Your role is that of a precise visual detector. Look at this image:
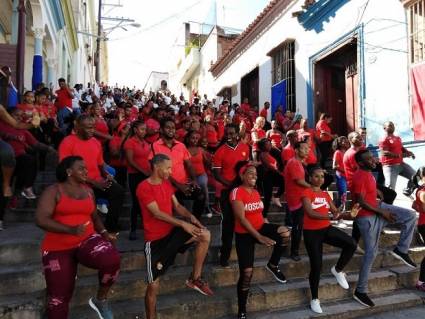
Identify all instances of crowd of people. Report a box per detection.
[0,75,424,319]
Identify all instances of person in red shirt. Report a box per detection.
[302,166,357,314]
[212,123,250,266]
[316,113,337,168]
[240,97,251,114]
[379,121,416,194]
[251,116,266,161]
[59,114,125,232]
[123,120,151,240]
[204,114,218,150]
[35,156,120,319]
[259,101,270,120]
[284,140,311,261]
[231,162,290,319]
[176,118,190,142]
[411,167,425,292]
[108,122,129,187]
[343,131,365,190]
[281,130,297,169]
[17,91,37,124]
[89,103,112,144]
[332,136,350,210]
[352,149,417,307]
[266,120,284,150]
[55,78,74,134]
[138,154,213,319]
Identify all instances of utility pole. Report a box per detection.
[95,0,102,83]
[16,0,26,95]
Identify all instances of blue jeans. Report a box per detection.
[383,162,415,190]
[335,173,347,207]
[356,202,417,293]
[57,107,72,134]
[196,173,210,212]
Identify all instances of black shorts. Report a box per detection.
[235,223,285,270]
[144,227,192,283]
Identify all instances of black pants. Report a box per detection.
[93,181,125,232]
[175,187,205,219]
[112,166,127,188]
[418,225,425,282]
[290,207,304,256]
[304,226,357,299]
[15,154,37,191]
[220,188,234,264]
[262,170,284,218]
[318,141,333,168]
[128,172,148,232]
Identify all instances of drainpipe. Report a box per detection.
[16,0,26,96]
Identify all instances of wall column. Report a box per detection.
[32,27,45,90]
[46,58,57,87]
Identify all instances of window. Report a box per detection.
[408,0,425,64]
[271,40,296,111]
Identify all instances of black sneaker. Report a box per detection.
[403,187,415,197]
[238,312,247,319]
[266,263,287,283]
[390,248,417,268]
[219,256,230,268]
[290,254,301,262]
[353,290,375,307]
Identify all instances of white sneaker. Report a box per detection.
[331,266,349,289]
[310,299,323,313]
[336,220,348,229]
[356,246,365,255]
[97,204,108,214]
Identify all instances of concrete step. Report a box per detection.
[66,270,405,319]
[218,290,425,319]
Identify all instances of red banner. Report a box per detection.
[411,63,425,140]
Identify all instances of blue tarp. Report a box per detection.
[271,80,286,118]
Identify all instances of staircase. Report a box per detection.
[1,166,425,319]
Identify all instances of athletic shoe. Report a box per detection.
[390,248,417,268]
[403,186,415,197]
[238,312,247,319]
[353,290,375,307]
[416,282,425,292]
[21,188,36,200]
[272,197,282,207]
[186,277,214,296]
[336,220,348,229]
[6,196,17,210]
[0,221,4,231]
[356,246,365,255]
[331,266,349,289]
[97,204,108,214]
[310,299,323,314]
[290,254,301,262]
[89,297,114,319]
[266,263,287,283]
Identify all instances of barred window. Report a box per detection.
[408,0,425,64]
[271,40,296,111]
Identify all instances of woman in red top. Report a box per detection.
[332,136,350,210]
[302,166,358,314]
[231,161,290,319]
[123,120,151,240]
[185,130,213,217]
[204,114,218,151]
[258,138,284,218]
[35,156,120,319]
[316,113,337,168]
[108,122,129,187]
[251,116,266,161]
[89,103,112,144]
[411,167,425,292]
[266,120,284,150]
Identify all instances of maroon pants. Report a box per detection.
[42,234,120,318]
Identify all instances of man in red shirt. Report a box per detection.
[212,123,250,266]
[283,140,311,261]
[281,130,297,169]
[55,78,74,134]
[352,149,417,308]
[343,131,365,190]
[379,121,416,195]
[59,114,124,232]
[240,97,251,114]
[139,154,213,319]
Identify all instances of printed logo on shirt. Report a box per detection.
[242,152,246,157]
[244,201,264,212]
[311,197,330,210]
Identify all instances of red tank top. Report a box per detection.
[41,185,96,251]
[415,187,425,225]
[190,148,206,176]
[268,131,282,148]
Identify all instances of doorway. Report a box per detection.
[313,38,359,136]
[241,67,259,110]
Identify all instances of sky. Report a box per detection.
[105,0,270,88]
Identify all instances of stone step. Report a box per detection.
[218,290,425,319]
[67,270,406,319]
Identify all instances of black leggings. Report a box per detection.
[418,225,425,282]
[219,188,234,264]
[304,226,357,299]
[262,170,284,218]
[290,207,304,256]
[14,154,37,191]
[128,172,148,232]
[236,223,289,314]
[318,141,333,168]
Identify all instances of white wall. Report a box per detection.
[213,0,410,145]
[197,27,218,100]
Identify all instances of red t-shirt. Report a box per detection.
[268,131,282,148]
[259,108,268,119]
[251,128,266,151]
[217,119,225,141]
[109,136,126,168]
[212,143,250,185]
[17,103,36,123]
[137,179,175,241]
[40,102,57,119]
[55,88,73,109]
[123,136,150,174]
[41,187,95,251]
[281,144,295,164]
[59,135,104,181]
[230,186,264,233]
[263,152,278,170]
[176,128,187,142]
[205,124,218,147]
[415,186,425,225]
[333,149,346,177]
[240,103,251,114]
[352,169,377,218]
[302,188,332,230]
[379,135,403,166]
[316,120,332,142]
[0,121,37,156]
[94,117,109,143]
[189,148,206,176]
[284,158,306,210]
[343,147,363,189]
